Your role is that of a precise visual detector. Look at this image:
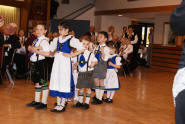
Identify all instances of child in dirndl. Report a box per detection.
[73,37,98,110]
[49,22,85,112]
[104,41,122,103]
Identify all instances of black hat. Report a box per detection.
[170,0,185,35]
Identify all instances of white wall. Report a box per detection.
[99,16,131,36]
[75,7,95,26]
[96,0,181,11]
[56,0,93,18]
[154,15,170,44]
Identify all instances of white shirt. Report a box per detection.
[50,35,84,52]
[93,43,110,61]
[75,50,97,72]
[30,35,50,62]
[109,54,122,72]
[128,33,138,45]
[121,44,133,60]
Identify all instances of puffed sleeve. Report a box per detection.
[40,39,50,52]
[102,46,111,61]
[90,53,98,63]
[70,37,84,50]
[116,56,122,66]
[71,56,78,63]
[49,37,58,52]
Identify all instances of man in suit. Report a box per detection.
[0,23,20,83]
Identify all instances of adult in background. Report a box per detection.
[25,28,37,66]
[0,23,20,80]
[0,15,4,84]
[171,1,185,124]
[146,28,154,67]
[121,26,127,38]
[14,29,27,78]
[112,35,121,52]
[125,26,139,71]
[108,26,115,41]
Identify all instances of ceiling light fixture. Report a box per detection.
[118,14,123,17]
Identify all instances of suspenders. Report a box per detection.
[35,38,48,62]
[77,52,92,72]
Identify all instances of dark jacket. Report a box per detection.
[170,0,185,69]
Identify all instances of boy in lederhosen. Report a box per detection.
[73,37,98,110]
[26,24,50,110]
[91,31,110,105]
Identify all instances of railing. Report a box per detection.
[61,2,95,21]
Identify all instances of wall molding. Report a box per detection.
[95,5,178,15]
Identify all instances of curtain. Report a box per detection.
[0,5,20,29]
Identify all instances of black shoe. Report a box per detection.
[93,96,98,101]
[106,99,113,103]
[97,99,103,104]
[50,106,65,113]
[26,101,40,107]
[35,103,47,110]
[73,102,83,108]
[102,98,108,102]
[82,103,90,110]
[54,102,68,106]
[91,98,102,105]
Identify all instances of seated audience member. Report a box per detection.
[0,23,21,80]
[52,32,58,38]
[108,26,115,41]
[112,35,121,52]
[0,15,4,84]
[24,28,37,66]
[14,29,27,78]
[47,32,53,44]
[119,38,133,61]
[121,26,127,38]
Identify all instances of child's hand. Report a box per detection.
[100,47,104,53]
[28,46,32,52]
[50,51,56,57]
[74,62,79,67]
[63,53,72,58]
[108,61,114,66]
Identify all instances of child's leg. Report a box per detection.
[107,91,111,99]
[110,91,115,100]
[41,85,49,105]
[35,83,41,103]
[94,78,100,99]
[78,89,84,104]
[85,89,91,104]
[74,88,79,102]
[57,97,62,106]
[99,79,105,101]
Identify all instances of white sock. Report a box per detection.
[35,87,41,102]
[61,98,66,107]
[79,92,84,103]
[99,86,105,100]
[57,97,61,106]
[74,89,79,102]
[110,91,115,100]
[107,91,111,99]
[85,93,91,104]
[41,86,49,104]
[95,87,100,99]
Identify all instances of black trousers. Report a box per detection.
[1,56,10,76]
[175,89,185,124]
[30,60,46,84]
[14,53,27,75]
